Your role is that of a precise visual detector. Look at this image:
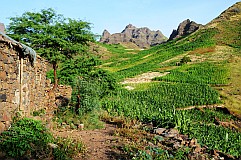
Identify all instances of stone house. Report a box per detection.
[0,23,5,34]
[0,30,72,132]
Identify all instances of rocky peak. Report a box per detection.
[100,24,167,48]
[168,19,203,41]
[124,24,136,30]
[100,29,111,43]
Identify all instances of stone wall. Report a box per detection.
[0,35,72,133]
[0,23,5,34]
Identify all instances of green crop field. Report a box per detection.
[100,23,241,158]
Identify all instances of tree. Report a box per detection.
[7,8,95,89]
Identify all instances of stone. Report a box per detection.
[0,94,7,102]
[48,143,58,149]
[0,122,5,133]
[164,128,179,138]
[189,138,198,147]
[154,128,166,135]
[5,121,11,129]
[173,142,181,149]
[2,111,11,122]
[78,123,84,130]
[0,71,6,80]
[0,23,6,34]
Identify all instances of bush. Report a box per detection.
[0,118,84,159]
[179,56,191,65]
[0,118,53,159]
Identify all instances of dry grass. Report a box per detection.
[219,55,241,117]
[189,46,215,55]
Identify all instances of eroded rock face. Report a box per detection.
[100,24,167,48]
[168,19,203,41]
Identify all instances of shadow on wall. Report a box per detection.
[55,95,70,108]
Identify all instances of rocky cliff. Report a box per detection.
[168,19,203,41]
[100,24,167,48]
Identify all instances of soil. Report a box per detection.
[54,124,127,160]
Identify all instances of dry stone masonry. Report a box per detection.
[0,24,72,132]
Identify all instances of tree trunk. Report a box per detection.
[75,94,81,114]
[53,62,58,89]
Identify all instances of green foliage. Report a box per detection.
[102,82,220,127]
[216,17,241,49]
[58,55,101,85]
[128,146,190,160]
[179,56,191,65]
[80,110,105,130]
[8,8,95,87]
[53,137,85,160]
[0,118,85,159]
[155,62,229,85]
[188,124,241,157]
[101,28,218,80]
[32,109,46,116]
[0,118,53,158]
[71,78,102,116]
[54,107,104,130]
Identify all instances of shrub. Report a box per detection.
[0,118,53,159]
[0,118,84,159]
[179,56,191,65]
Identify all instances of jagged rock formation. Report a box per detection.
[168,19,203,41]
[100,24,167,48]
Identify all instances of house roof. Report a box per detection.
[0,32,36,63]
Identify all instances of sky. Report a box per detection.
[0,0,240,37]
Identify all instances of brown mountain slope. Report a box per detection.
[99,24,167,48]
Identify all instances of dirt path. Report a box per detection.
[121,72,169,84]
[54,124,125,160]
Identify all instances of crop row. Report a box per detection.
[155,62,229,85]
[102,82,221,124]
[102,28,218,80]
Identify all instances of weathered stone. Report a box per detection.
[5,121,11,129]
[0,122,5,134]
[2,111,11,121]
[0,94,7,102]
[0,71,6,80]
[164,128,179,138]
[78,123,84,130]
[190,138,198,147]
[154,128,166,135]
[0,23,6,34]
[0,53,8,63]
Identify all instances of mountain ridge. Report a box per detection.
[99,24,167,48]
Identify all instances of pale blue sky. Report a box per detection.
[0,0,240,37]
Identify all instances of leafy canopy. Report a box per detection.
[7,8,95,87]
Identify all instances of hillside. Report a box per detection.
[97,2,241,159]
